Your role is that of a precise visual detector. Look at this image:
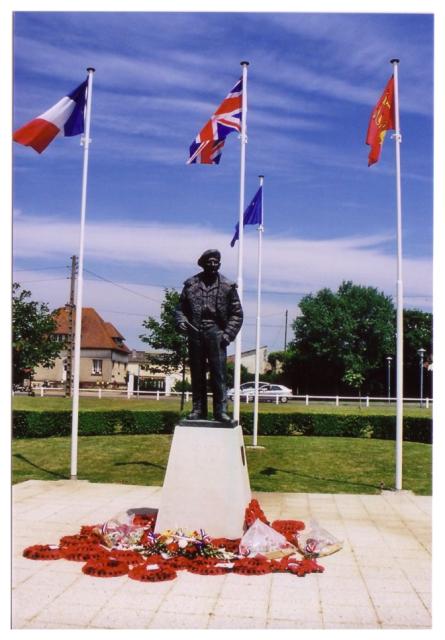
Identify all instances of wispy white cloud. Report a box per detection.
[13,12,432,182]
[13,215,432,351]
[13,215,432,298]
[255,52,431,116]
[13,33,229,99]
[257,13,433,92]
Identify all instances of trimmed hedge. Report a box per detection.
[240,412,432,444]
[12,410,179,439]
[12,410,432,444]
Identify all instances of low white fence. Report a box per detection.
[231,393,432,408]
[15,386,432,408]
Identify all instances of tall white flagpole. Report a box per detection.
[70,67,95,479]
[391,58,404,491]
[253,176,264,447]
[233,61,249,425]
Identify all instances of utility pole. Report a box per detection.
[284,309,288,351]
[65,255,78,397]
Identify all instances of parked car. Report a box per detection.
[228,382,293,403]
[12,383,35,396]
[257,384,293,403]
[227,381,268,400]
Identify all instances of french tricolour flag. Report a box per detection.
[13,79,88,154]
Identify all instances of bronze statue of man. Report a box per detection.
[176,249,243,423]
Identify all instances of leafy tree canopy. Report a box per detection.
[285,281,396,394]
[267,350,285,371]
[12,283,62,385]
[404,309,433,363]
[403,308,433,396]
[139,289,188,375]
[226,361,250,388]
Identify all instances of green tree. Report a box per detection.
[139,288,188,373]
[139,289,188,406]
[267,350,285,373]
[12,283,62,386]
[403,309,433,397]
[226,361,250,389]
[284,281,396,395]
[342,368,365,406]
[258,350,285,383]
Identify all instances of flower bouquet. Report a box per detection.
[99,515,148,550]
[239,518,297,559]
[155,528,223,560]
[296,520,343,558]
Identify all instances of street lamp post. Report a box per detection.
[386,356,393,403]
[417,348,426,407]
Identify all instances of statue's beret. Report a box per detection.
[197,249,221,267]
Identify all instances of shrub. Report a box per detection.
[12,410,432,444]
[12,410,182,439]
[79,411,121,436]
[240,413,296,436]
[12,411,71,438]
[120,411,179,435]
[239,412,431,443]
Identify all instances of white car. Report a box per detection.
[227,381,268,400]
[228,382,293,403]
[257,384,293,403]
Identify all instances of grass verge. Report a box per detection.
[12,434,432,495]
[12,395,432,417]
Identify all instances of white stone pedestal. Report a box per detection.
[154,422,251,538]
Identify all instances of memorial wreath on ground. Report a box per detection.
[23,498,342,581]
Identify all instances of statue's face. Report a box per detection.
[202,256,220,274]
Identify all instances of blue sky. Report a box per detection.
[10,6,436,355]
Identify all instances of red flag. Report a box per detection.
[366,76,395,166]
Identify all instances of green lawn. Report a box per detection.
[12,395,432,418]
[12,434,432,495]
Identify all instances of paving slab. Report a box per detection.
[11,479,432,630]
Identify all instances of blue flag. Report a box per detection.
[230,186,263,247]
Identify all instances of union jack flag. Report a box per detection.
[187,77,243,165]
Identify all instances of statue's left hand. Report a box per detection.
[221,333,231,347]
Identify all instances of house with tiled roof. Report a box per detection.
[33,306,130,387]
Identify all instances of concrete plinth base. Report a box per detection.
[154,423,251,538]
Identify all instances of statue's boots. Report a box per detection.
[187,403,207,420]
[214,403,232,423]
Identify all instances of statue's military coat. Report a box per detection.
[175,273,243,340]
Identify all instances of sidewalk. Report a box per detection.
[12,479,431,629]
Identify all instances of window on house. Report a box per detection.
[52,334,68,343]
[92,359,103,375]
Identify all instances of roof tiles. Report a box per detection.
[53,307,130,354]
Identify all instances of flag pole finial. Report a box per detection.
[240,60,250,66]
[258,174,264,179]
[87,67,96,73]
[390,59,400,65]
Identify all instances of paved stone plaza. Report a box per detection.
[11,479,431,629]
